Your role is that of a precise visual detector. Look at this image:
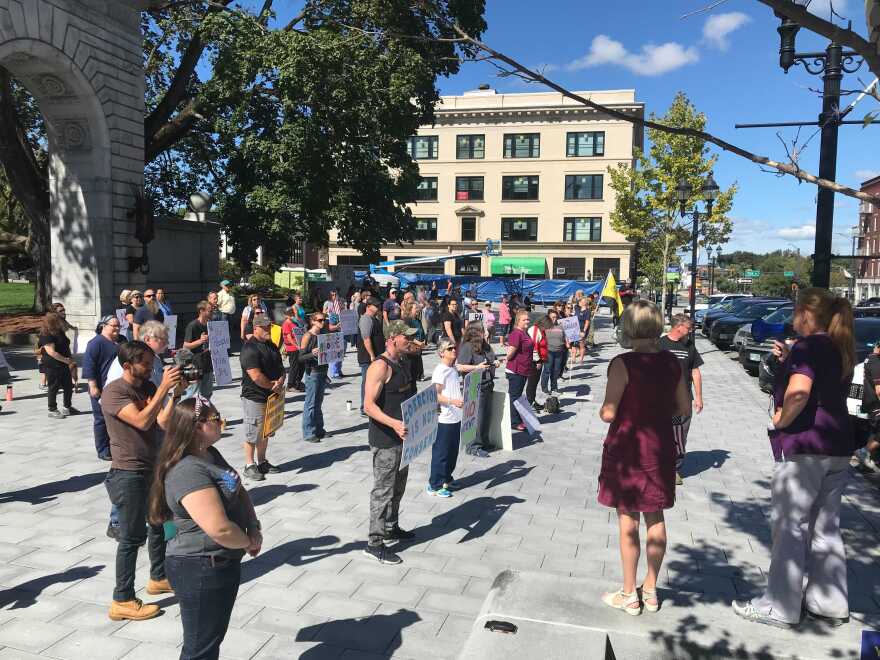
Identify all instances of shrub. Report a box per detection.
[248,273,276,295]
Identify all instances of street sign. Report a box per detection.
[784,271,794,277]
[744,269,761,278]
[736,278,753,284]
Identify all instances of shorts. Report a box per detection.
[241,397,271,444]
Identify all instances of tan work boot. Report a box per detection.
[146,577,173,595]
[675,472,684,486]
[109,598,161,621]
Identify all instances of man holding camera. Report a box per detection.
[103,341,181,621]
[240,314,285,481]
[182,300,215,398]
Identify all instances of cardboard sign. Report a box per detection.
[401,385,439,468]
[513,394,542,436]
[293,326,305,347]
[467,311,483,322]
[340,309,359,336]
[261,392,285,439]
[560,316,581,343]
[317,332,345,365]
[207,320,232,385]
[163,315,178,349]
[270,323,283,348]
[116,308,130,338]
[460,370,482,448]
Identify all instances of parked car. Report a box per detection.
[854,306,880,318]
[857,297,880,307]
[694,294,754,326]
[709,301,793,349]
[738,306,795,374]
[702,297,781,337]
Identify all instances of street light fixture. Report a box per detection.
[678,173,719,327]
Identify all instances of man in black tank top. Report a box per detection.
[363,320,418,564]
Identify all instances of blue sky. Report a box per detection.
[262,0,878,256]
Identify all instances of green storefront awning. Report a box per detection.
[490,257,546,276]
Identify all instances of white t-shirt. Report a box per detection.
[432,362,463,424]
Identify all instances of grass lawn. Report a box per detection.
[0,282,35,314]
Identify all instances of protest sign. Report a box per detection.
[317,332,345,365]
[270,323,283,348]
[560,316,581,343]
[163,315,178,349]
[467,311,483,322]
[460,370,481,448]
[292,325,305,347]
[401,386,439,468]
[207,321,232,385]
[261,392,285,438]
[513,395,542,436]
[116,308,130,338]
[340,309,359,336]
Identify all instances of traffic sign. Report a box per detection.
[737,278,753,284]
[784,271,794,277]
[744,269,761,278]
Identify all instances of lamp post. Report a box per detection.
[775,7,863,289]
[677,174,720,326]
[707,245,721,296]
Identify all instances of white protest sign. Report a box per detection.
[467,311,483,322]
[292,325,305,348]
[207,320,232,385]
[163,315,178,349]
[317,332,345,365]
[116,308,130,338]
[513,394,542,436]
[340,309,359,336]
[560,316,581,343]
[401,385,439,468]
[460,370,481,448]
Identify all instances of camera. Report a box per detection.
[173,347,203,383]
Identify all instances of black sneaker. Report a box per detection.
[805,609,849,627]
[243,464,265,481]
[384,525,416,544]
[304,436,321,444]
[363,544,402,564]
[106,523,119,541]
[259,460,280,474]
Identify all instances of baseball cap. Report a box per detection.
[220,279,231,286]
[367,297,382,308]
[385,320,417,339]
[252,315,271,328]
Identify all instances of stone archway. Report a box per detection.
[0,0,144,333]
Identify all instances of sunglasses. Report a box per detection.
[144,294,155,298]
[132,295,143,299]
[444,346,457,352]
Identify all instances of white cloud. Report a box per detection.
[566,35,699,76]
[855,169,880,182]
[777,224,816,240]
[702,12,751,50]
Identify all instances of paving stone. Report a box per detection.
[238,584,315,612]
[252,635,344,660]
[355,581,425,607]
[302,594,380,620]
[418,591,485,616]
[43,630,138,659]
[118,642,179,660]
[401,569,467,594]
[0,619,74,653]
[245,607,326,636]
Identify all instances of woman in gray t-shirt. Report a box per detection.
[541,310,568,395]
[149,397,261,660]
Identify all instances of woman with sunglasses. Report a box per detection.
[240,294,269,342]
[149,397,261,660]
[298,312,330,443]
[126,290,143,341]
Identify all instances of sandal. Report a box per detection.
[639,585,660,612]
[601,589,642,616]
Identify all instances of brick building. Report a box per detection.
[856,175,880,301]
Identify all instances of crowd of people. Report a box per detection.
[23,276,867,657]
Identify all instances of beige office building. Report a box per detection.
[330,88,644,281]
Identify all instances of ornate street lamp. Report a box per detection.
[678,174,719,327]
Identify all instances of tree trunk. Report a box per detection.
[30,216,50,310]
[660,232,670,319]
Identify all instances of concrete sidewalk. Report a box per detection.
[0,314,878,659]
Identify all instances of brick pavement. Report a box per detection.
[0,314,879,659]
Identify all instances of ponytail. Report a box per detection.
[797,287,855,379]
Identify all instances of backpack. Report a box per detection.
[544,396,560,414]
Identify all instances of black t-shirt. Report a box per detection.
[184,319,213,373]
[38,332,71,370]
[658,335,704,398]
[134,306,164,325]
[441,310,463,343]
[239,338,284,402]
[863,354,880,413]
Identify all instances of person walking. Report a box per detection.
[482,302,496,342]
[217,280,236,321]
[526,316,549,411]
[357,297,384,416]
[575,296,592,363]
[149,397,262,660]
[383,289,401,326]
[441,298,463,345]
[83,315,122,459]
[505,311,536,432]
[658,314,704,485]
[323,289,345,379]
[733,288,856,629]
[363,320,418,564]
[281,306,305,392]
[598,300,689,616]
[239,315,285,481]
[856,343,880,472]
[498,296,511,344]
[299,312,330,444]
[103,341,181,621]
[457,323,499,457]
[240,294,269,342]
[39,311,79,419]
[540,310,567,397]
[402,301,426,382]
[183,301,216,399]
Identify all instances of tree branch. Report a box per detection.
[448,23,880,204]
[145,99,201,163]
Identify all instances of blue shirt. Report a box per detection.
[82,335,120,388]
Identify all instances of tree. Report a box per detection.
[608,93,736,309]
[0,0,487,307]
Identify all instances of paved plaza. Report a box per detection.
[1,316,880,659]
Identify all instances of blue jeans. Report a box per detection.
[429,422,461,490]
[90,394,110,457]
[182,374,215,401]
[507,373,527,425]
[302,371,327,439]
[540,351,565,394]
[166,555,241,660]
[359,363,371,412]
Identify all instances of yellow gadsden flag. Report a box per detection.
[602,271,624,316]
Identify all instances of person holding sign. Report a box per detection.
[239,315,285,482]
[183,301,215,399]
[281,307,305,392]
[457,324,501,457]
[363,321,418,565]
[299,312,330,443]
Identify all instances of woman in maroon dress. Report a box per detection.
[598,300,690,615]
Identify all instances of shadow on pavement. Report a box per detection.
[680,449,731,478]
[455,459,534,491]
[241,535,361,582]
[0,471,106,505]
[295,608,421,657]
[401,495,526,547]
[247,483,318,506]
[0,565,104,609]
[276,445,368,474]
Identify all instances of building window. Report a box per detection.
[461,217,477,242]
[593,257,620,281]
[455,176,484,201]
[456,134,485,159]
[290,240,305,265]
[413,218,437,241]
[415,177,438,201]
[336,254,386,267]
[456,256,481,275]
[502,175,539,200]
[553,257,586,280]
[564,174,603,200]
[501,218,538,241]
[564,217,602,242]
[407,135,438,160]
[503,133,540,158]
[566,132,605,157]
